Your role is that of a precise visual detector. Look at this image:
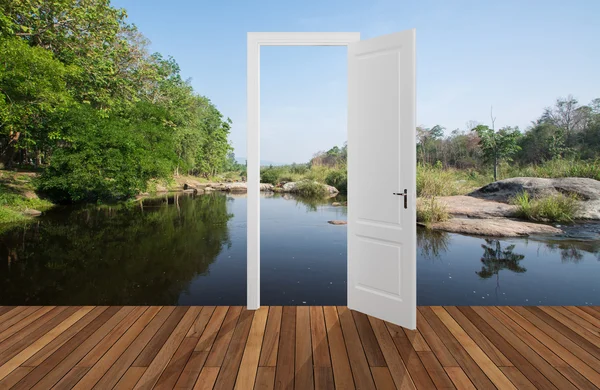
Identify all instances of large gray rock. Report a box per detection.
[469,177,600,219]
[427,218,563,237]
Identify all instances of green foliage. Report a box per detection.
[260,167,281,185]
[416,164,482,197]
[294,180,329,198]
[506,158,600,181]
[0,1,233,201]
[37,104,176,203]
[325,169,347,194]
[512,192,580,223]
[472,124,522,180]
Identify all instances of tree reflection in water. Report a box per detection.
[477,239,526,297]
[417,228,449,262]
[0,193,233,305]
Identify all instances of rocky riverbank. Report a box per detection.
[423,177,600,238]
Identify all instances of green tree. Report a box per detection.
[472,111,521,181]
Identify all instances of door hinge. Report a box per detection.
[392,189,408,209]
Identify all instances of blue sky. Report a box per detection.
[113,0,599,164]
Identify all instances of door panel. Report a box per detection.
[347,29,416,329]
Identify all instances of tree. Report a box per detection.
[472,108,521,181]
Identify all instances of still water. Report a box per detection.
[0,192,598,306]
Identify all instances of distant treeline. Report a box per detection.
[417,95,600,178]
[0,1,232,202]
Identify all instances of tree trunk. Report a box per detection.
[493,156,498,181]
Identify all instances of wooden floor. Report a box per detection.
[0,307,599,389]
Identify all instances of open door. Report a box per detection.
[347,29,416,329]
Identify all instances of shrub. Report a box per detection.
[295,180,328,198]
[417,197,449,226]
[417,164,476,197]
[260,168,280,185]
[512,191,580,223]
[325,169,347,193]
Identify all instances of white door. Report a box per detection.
[347,29,417,329]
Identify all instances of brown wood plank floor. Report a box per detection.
[0,306,599,389]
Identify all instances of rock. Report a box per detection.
[332,202,341,206]
[281,181,339,195]
[23,191,38,199]
[427,218,563,237]
[470,177,600,219]
[260,183,274,191]
[22,209,42,217]
[328,220,347,225]
[155,184,168,192]
[424,196,518,218]
[183,183,196,190]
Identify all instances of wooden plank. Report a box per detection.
[0,307,73,366]
[11,306,123,390]
[174,351,208,390]
[205,306,243,366]
[75,306,148,369]
[21,307,108,367]
[418,307,493,390]
[0,307,41,334]
[114,367,146,390]
[431,306,515,390]
[498,367,536,390]
[540,307,600,346]
[324,306,355,390]
[579,306,600,321]
[501,307,600,388]
[469,306,576,390]
[370,367,396,390]
[212,308,254,390]
[487,306,596,390]
[524,306,600,361]
[351,311,386,367]
[0,306,93,381]
[314,366,335,390]
[73,306,161,389]
[415,309,457,368]
[338,306,376,389]
[368,316,415,390]
[294,306,314,390]
[193,366,220,390]
[402,328,430,353]
[260,306,282,367]
[444,367,476,390]
[310,307,331,368]
[134,307,201,390]
[255,366,276,390]
[274,306,296,390]
[53,366,89,389]
[93,306,176,389]
[565,306,600,329]
[443,306,512,367]
[0,367,33,390]
[134,306,188,367]
[154,337,198,390]
[187,306,216,338]
[195,306,229,352]
[417,351,455,389]
[25,306,133,390]
[0,307,16,319]
[235,306,269,390]
[385,321,436,390]
[0,306,56,343]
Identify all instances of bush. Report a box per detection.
[512,191,580,223]
[417,164,478,197]
[295,180,328,198]
[506,159,600,181]
[417,197,449,226]
[260,168,280,185]
[325,169,347,193]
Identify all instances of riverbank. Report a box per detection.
[0,170,53,227]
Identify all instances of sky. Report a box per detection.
[112,0,599,164]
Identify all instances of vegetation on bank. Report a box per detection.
[0,170,53,226]
[0,1,234,204]
[512,192,580,223]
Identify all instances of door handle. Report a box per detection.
[392,189,408,209]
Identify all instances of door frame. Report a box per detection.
[247,32,360,309]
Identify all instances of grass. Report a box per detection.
[506,158,600,181]
[417,196,450,226]
[511,191,580,223]
[0,170,55,224]
[417,164,488,197]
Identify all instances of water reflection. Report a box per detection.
[417,228,449,262]
[0,193,233,305]
[476,240,526,280]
